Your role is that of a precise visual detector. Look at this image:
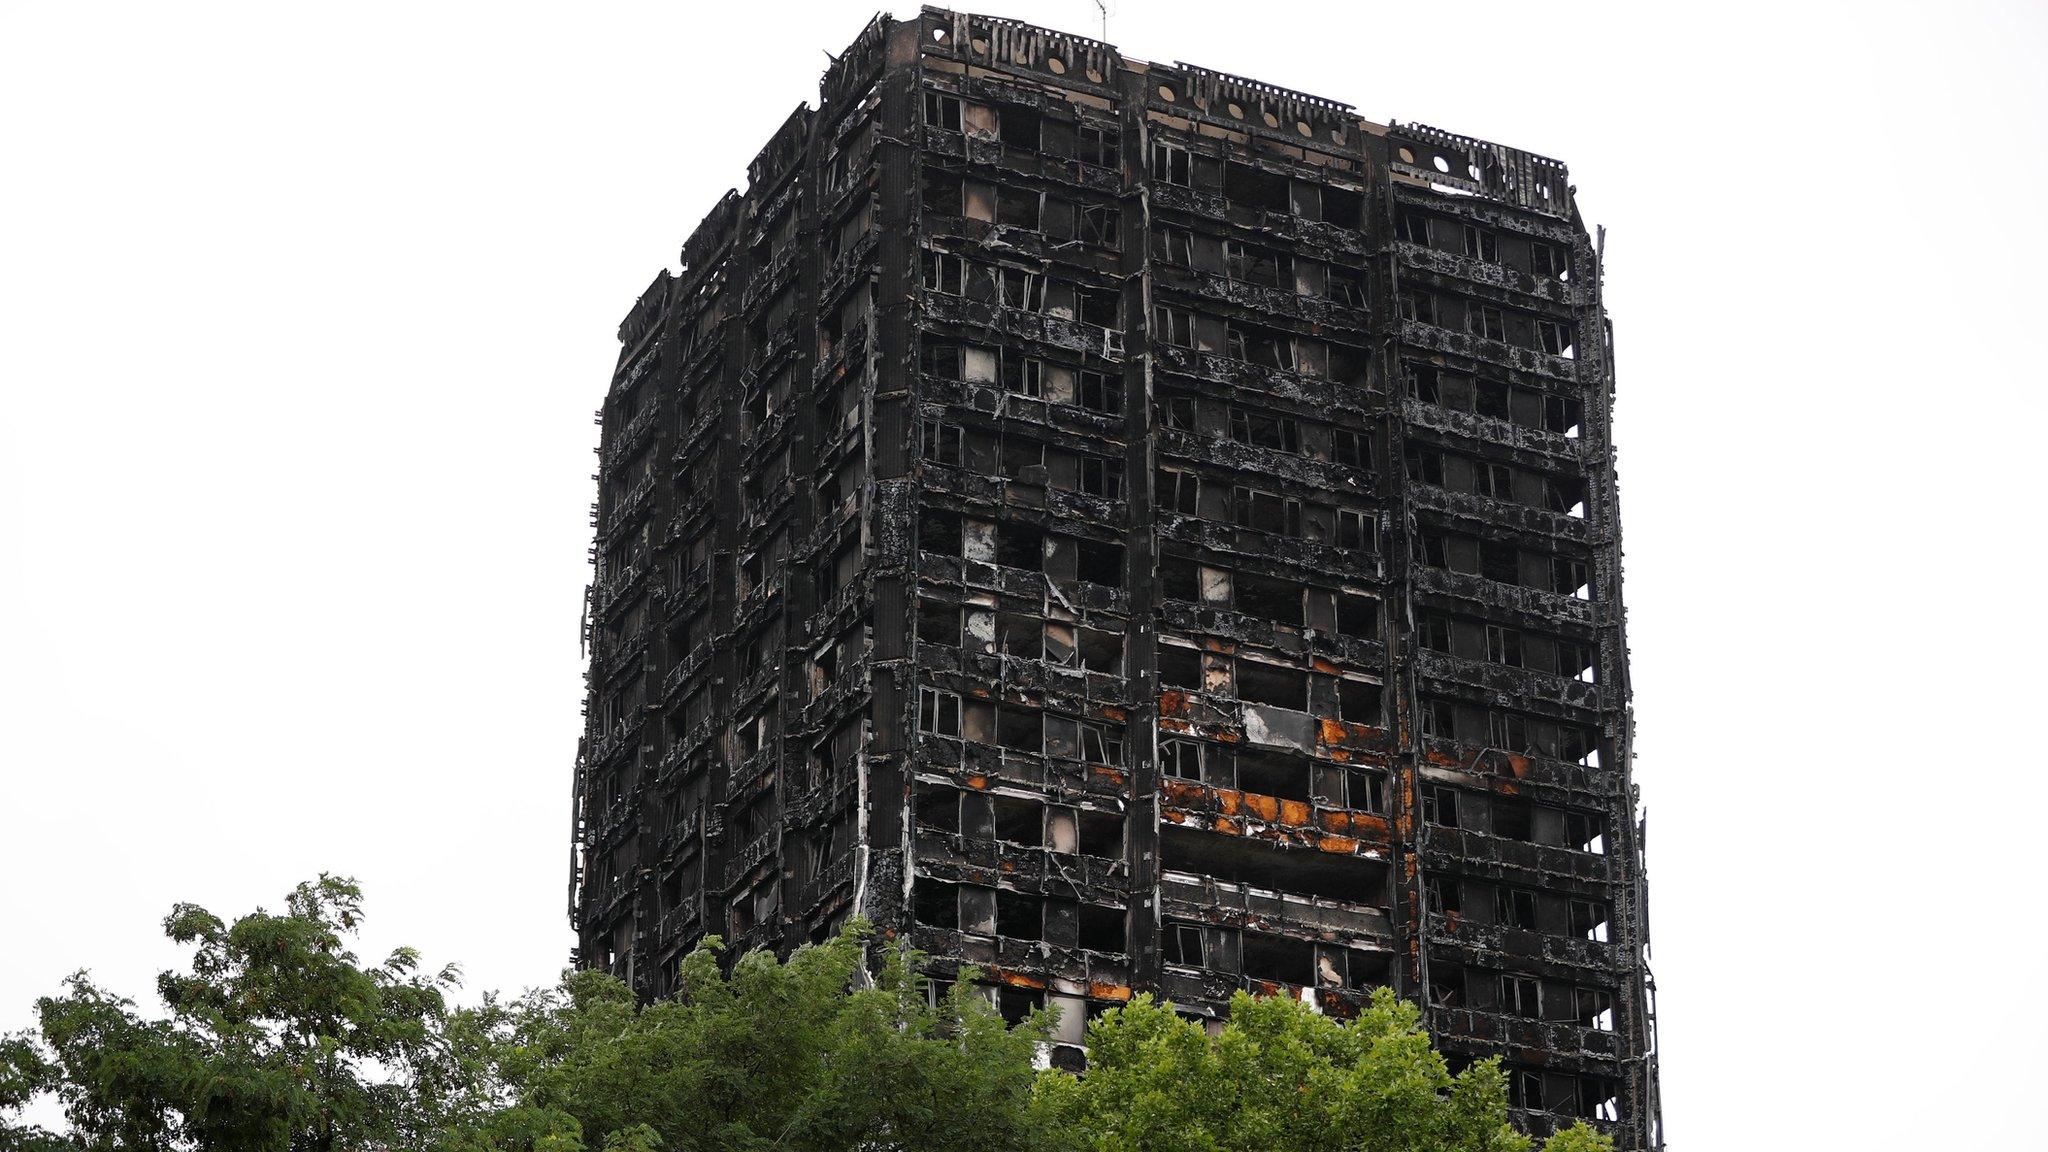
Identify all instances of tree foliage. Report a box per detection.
[0,875,463,1151]
[1030,989,1607,1152]
[1,879,1611,1152]
[451,926,1046,1152]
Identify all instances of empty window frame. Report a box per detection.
[1160,921,1206,967]
[1159,394,1197,430]
[1150,139,1192,186]
[1078,808,1123,857]
[1153,304,1194,347]
[1077,370,1123,415]
[1500,973,1542,1018]
[1229,406,1299,452]
[1475,460,1514,500]
[1461,224,1500,263]
[1485,623,1522,667]
[996,520,1043,570]
[1001,355,1043,398]
[996,186,1041,230]
[914,782,961,834]
[1405,445,1444,486]
[1158,467,1200,514]
[994,265,1045,311]
[1336,593,1379,640]
[921,249,966,294]
[1078,456,1124,499]
[918,507,962,557]
[1077,627,1124,674]
[921,171,963,215]
[1536,319,1575,358]
[1160,736,1204,780]
[991,794,1041,845]
[1345,766,1386,813]
[1418,697,1455,739]
[1338,678,1382,724]
[1332,428,1371,468]
[1001,437,1045,480]
[1157,644,1202,689]
[918,687,961,736]
[1336,509,1374,552]
[995,101,1041,151]
[1077,720,1123,765]
[1565,810,1609,854]
[1235,660,1307,711]
[1421,783,1460,827]
[1232,487,1301,537]
[913,878,961,929]
[923,91,963,131]
[1074,125,1118,168]
[1222,239,1291,288]
[996,706,1043,754]
[1151,225,1192,265]
[1076,287,1119,328]
[1233,571,1303,626]
[1075,538,1125,585]
[995,890,1043,939]
[1494,886,1539,930]
[1078,903,1125,953]
[995,612,1041,659]
[1487,710,1528,752]
[1467,303,1506,342]
[1076,203,1121,246]
[921,418,962,466]
[1569,898,1610,942]
[1227,321,1295,370]
[1399,288,1436,325]
[1424,875,1461,916]
[1233,746,1310,803]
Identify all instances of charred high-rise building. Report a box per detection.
[571,8,1658,1146]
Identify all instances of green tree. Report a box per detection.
[1028,989,1610,1152]
[458,926,1048,1152]
[4,879,1618,1152]
[0,875,466,1151]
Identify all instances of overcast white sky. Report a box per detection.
[3,1,2043,1146]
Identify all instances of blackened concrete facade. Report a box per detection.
[571,9,1658,1145]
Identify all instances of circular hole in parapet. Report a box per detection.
[1433,154,1450,173]
[1331,126,1347,144]
[1012,46,1029,64]
[1085,66,1103,82]
[1227,102,1244,119]
[1397,146,1415,164]
[1048,55,1066,74]
[931,26,949,43]
[1296,120,1313,137]
[1262,110,1280,127]
[1468,163,1483,180]
[1158,84,1177,102]
[971,37,988,53]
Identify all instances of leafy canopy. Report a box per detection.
[1,878,1612,1152]
[1031,989,1610,1152]
[0,875,464,1152]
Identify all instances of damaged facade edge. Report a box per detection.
[571,8,1660,1148]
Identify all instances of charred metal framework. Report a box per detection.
[571,9,1658,1146]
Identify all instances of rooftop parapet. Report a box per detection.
[919,6,1123,92]
[1390,122,1573,220]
